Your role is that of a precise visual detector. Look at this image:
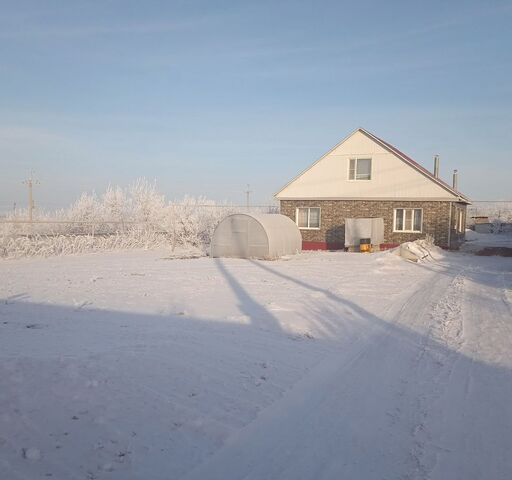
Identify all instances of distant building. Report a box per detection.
[275,128,470,250]
[471,216,490,224]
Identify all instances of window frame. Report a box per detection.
[348,157,372,181]
[295,207,321,230]
[393,208,423,233]
[457,210,464,233]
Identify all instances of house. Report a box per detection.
[470,216,493,234]
[275,128,470,250]
[473,223,493,234]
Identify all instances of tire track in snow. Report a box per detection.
[427,259,512,479]
[182,264,463,480]
[405,272,466,480]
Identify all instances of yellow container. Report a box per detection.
[359,243,372,253]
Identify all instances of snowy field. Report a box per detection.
[1,244,512,479]
[462,229,512,254]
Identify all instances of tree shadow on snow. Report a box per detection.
[1,258,512,479]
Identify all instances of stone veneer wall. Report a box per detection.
[450,202,467,248]
[280,200,467,249]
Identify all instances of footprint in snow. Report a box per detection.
[289,332,315,341]
[22,447,41,461]
[267,304,294,312]
[4,293,30,304]
[73,300,92,311]
[309,291,326,299]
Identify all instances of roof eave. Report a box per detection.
[273,127,363,198]
[358,128,470,203]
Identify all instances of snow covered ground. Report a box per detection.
[1,245,511,479]
[462,228,512,253]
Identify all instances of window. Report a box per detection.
[349,158,372,180]
[394,208,422,233]
[457,210,464,233]
[296,207,320,229]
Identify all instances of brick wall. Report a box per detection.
[450,202,467,248]
[280,199,466,249]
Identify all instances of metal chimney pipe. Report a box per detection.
[452,169,458,190]
[434,155,440,178]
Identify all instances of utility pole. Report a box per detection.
[22,172,39,222]
[245,184,252,211]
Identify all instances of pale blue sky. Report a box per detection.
[1,0,511,211]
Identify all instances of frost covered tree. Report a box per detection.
[1,177,278,258]
[66,192,101,223]
[102,185,127,222]
[129,178,165,225]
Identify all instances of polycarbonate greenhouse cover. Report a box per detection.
[210,213,302,259]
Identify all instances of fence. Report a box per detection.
[0,220,171,238]
[467,201,512,225]
[0,205,279,237]
[0,204,280,258]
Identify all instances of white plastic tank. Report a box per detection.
[345,218,385,247]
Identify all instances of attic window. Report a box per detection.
[349,158,372,180]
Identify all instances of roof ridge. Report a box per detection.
[358,128,470,203]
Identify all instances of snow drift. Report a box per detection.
[397,237,442,263]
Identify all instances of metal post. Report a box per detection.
[447,202,452,249]
[22,172,39,223]
[28,180,33,222]
[245,184,252,211]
